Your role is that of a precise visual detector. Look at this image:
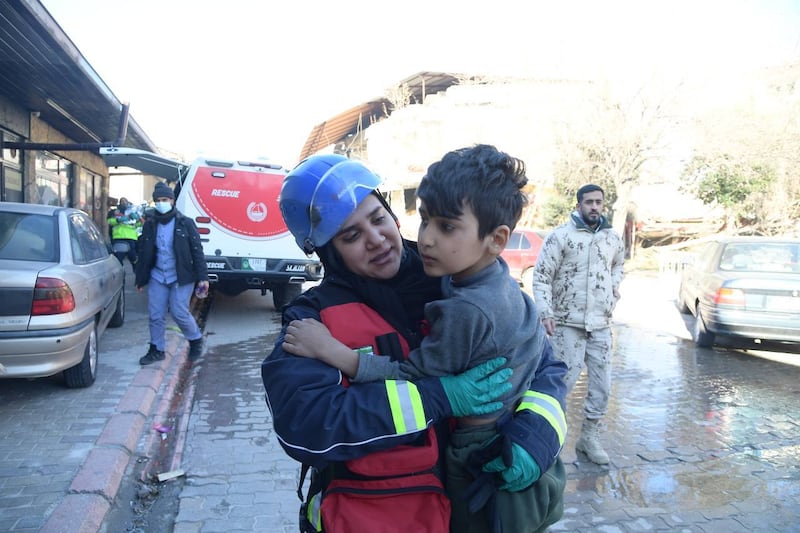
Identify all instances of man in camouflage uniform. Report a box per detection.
[533,184,625,465]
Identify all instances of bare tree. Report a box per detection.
[550,82,677,249]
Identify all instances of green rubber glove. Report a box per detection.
[482,442,541,491]
[439,357,512,417]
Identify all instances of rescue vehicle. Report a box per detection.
[100,147,322,309]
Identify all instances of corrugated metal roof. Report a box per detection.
[298,99,388,163]
[297,71,461,161]
[0,0,156,151]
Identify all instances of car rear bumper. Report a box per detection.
[0,319,93,378]
[705,306,800,343]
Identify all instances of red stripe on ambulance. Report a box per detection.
[191,166,287,237]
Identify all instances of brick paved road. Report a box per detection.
[0,264,188,532]
[170,291,299,533]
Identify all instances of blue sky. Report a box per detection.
[41,0,800,167]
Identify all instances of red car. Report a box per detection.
[501,228,545,293]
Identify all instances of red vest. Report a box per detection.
[311,300,450,533]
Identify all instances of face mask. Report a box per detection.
[154,201,172,214]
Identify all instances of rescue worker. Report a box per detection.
[261,154,568,532]
[107,196,141,266]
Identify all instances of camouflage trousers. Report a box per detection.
[549,325,613,420]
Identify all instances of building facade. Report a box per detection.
[0,0,157,232]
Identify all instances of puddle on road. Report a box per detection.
[191,337,274,436]
[563,317,800,513]
[569,445,800,510]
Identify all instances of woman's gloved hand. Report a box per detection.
[482,441,541,491]
[439,357,511,417]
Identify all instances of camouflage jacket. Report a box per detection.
[533,211,625,332]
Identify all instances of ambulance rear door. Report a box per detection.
[178,157,322,308]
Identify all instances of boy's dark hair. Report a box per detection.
[417,144,528,238]
[576,183,604,203]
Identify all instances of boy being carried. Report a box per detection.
[283,144,566,533]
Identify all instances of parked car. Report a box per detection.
[0,202,125,387]
[676,236,800,348]
[501,228,546,293]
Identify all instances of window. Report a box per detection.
[404,188,417,213]
[76,167,101,220]
[0,212,58,262]
[1,131,24,202]
[698,242,719,271]
[69,213,108,263]
[35,152,72,207]
[719,242,800,273]
[507,231,534,251]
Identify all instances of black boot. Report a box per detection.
[188,338,204,361]
[139,343,165,365]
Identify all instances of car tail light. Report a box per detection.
[714,287,745,306]
[32,277,76,315]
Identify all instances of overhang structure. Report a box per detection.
[0,0,155,151]
[298,72,461,161]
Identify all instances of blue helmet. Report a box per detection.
[280,154,383,254]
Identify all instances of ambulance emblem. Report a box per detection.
[247,202,267,222]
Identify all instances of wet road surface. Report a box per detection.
[552,273,800,531]
[103,271,800,532]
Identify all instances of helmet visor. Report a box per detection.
[305,160,382,251]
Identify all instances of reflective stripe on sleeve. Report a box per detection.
[385,380,427,434]
[516,390,567,446]
[307,492,322,531]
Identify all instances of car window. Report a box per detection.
[519,234,532,250]
[719,242,800,273]
[71,230,85,263]
[697,242,719,271]
[69,213,108,263]
[0,212,58,262]
[507,232,522,250]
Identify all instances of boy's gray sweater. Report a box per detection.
[355,257,547,415]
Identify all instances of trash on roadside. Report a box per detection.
[156,469,185,483]
[153,423,172,433]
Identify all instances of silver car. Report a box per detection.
[677,236,800,348]
[0,202,125,387]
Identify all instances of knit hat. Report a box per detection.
[152,182,175,200]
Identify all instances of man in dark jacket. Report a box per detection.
[135,181,209,365]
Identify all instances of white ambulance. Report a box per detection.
[100,147,322,309]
